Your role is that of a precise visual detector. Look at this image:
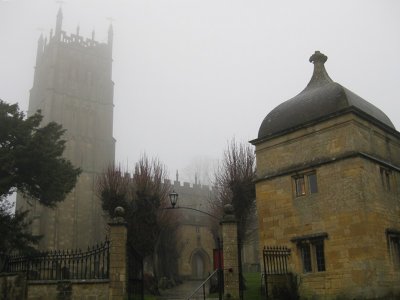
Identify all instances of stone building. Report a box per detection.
[171,176,217,279]
[16,9,115,250]
[251,51,400,298]
[171,176,260,279]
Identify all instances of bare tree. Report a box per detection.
[97,165,131,217]
[97,155,179,291]
[212,138,256,243]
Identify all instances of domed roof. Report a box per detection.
[257,51,395,140]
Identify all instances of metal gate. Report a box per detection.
[262,246,291,298]
[127,243,144,300]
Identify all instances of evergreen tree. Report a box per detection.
[0,100,81,253]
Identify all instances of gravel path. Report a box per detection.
[156,280,216,300]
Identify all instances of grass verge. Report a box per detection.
[243,272,262,300]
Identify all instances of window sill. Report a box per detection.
[301,270,327,276]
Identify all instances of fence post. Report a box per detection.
[263,247,268,299]
[221,204,240,300]
[108,207,128,300]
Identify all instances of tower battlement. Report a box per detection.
[58,31,102,48]
[35,7,113,64]
[121,172,216,194]
[119,172,217,210]
[171,179,217,211]
[170,179,216,193]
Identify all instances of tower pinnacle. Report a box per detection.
[55,7,63,38]
[107,23,114,56]
[108,23,113,45]
[35,33,44,64]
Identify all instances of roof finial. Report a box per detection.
[36,34,44,64]
[176,170,179,182]
[309,51,327,64]
[306,50,333,88]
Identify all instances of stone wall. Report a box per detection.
[27,280,109,300]
[256,113,400,178]
[0,211,128,300]
[0,274,109,300]
[176,224,214,279]
[0,273,27,300]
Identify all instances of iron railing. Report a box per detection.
[262,245,291,299]
[3,240,110,281]
[185,269,219,300]
[263,246,291,275]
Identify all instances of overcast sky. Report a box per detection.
[1,0,399,184]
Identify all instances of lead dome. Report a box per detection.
[257,51,395,141]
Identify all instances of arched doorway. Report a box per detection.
[190,249,210,279]
[192,252,205,279]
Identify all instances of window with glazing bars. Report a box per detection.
[315,241,326,272]
[300,243,312,273]
[380,167,391,191]
[293,171,318,197]
[387,229,400,269]
[292,233,327,274]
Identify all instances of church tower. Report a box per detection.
[16,9,115,250]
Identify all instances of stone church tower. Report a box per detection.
[16,9,115,250]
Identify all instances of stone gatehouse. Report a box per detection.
[252,51,400,299]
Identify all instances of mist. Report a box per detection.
[1,0,399,183]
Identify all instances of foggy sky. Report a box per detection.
[1,0,399,184]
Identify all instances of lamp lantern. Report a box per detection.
[169,190,179,208]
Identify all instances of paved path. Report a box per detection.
[156,280,216,300]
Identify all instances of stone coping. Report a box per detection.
[27,279,110,285]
